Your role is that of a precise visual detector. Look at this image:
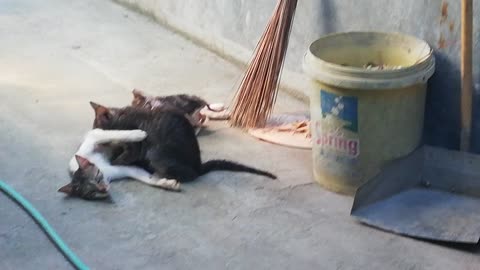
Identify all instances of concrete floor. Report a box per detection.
[0,0,478,269]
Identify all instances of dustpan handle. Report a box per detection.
[460,0,473,151]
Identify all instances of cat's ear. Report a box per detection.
[58,183,73,194]
[75,155,91,170]
[90,101,112,126]
[132,88,145,98]
[90,101,110,116]
[132,89,146,105]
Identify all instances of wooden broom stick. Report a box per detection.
[460,0,473,151]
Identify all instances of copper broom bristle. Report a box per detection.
[229,0,298,129]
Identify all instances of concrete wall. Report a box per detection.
[114,0,480,152]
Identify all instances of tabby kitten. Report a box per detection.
[131,89,229,128]
[59,128,180,200]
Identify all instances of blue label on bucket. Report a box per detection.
[315,90,360,158]
[320,90,358,132]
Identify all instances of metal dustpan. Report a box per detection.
[351,146,480,244]
[352,0,477,244]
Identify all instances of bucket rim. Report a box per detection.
[303,31,435,89]
[307,31,433,73]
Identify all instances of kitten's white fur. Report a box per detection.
[69,129,180,191]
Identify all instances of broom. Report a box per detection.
[229,0,298,129]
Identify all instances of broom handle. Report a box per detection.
[460,0,473,151]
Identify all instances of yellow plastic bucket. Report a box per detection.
[303,32,435,195]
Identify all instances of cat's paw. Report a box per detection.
[201,109,230,120]
[164,179,181,191]
[209,103,225,111]
[153,178,181,191]
[129,130,148,141]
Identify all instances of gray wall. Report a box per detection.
[115,0,480,151]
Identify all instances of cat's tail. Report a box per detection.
[200,160,277,179]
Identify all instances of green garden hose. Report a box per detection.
[0,180,89,270]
